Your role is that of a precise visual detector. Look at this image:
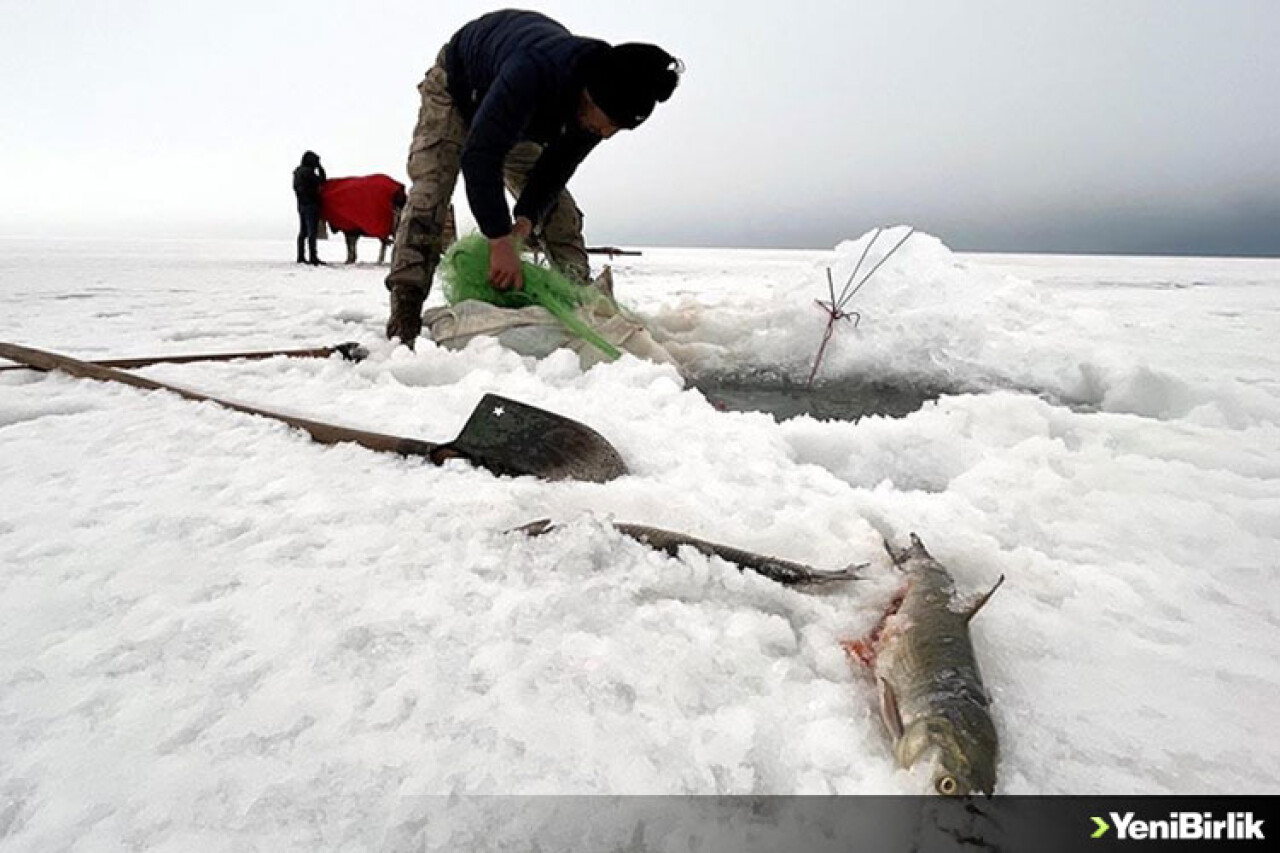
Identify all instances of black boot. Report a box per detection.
[386,285,425,347]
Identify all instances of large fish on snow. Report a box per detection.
[844,534,1003,796]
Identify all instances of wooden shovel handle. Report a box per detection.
[0,341,446,461]
[0,342,365,373]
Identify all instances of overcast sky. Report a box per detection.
[3,0,1277,255]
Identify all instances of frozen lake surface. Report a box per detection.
[2,233,1278,849]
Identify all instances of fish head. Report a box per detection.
[898,716,997,797]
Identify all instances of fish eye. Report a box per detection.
[936,776,959,796]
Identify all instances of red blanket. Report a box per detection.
[320,174,406,239]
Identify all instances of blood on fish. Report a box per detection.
[841,588,907,668]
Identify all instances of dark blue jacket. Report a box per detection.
[445,10,606,238]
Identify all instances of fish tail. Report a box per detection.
[884,532,931,566]
[963,574,1006,622]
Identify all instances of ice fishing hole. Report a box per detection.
[692,372,954,421]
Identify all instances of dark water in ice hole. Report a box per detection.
[691,372,955,422]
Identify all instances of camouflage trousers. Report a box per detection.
[385,47,591,297]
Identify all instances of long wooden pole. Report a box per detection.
[0,341,441,459]
[0,342,366,373]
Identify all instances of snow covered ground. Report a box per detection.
[1,232,1278,849]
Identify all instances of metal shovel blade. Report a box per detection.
[443,394,628,483]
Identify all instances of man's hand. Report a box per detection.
[489,217,534,291]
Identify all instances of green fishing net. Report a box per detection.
[438,233,621,360]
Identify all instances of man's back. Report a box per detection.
[446,9,603,132]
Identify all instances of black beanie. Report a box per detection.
[584,43,682,129]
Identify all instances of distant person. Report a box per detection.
[293,151,327,265]
[384,9,683,346]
